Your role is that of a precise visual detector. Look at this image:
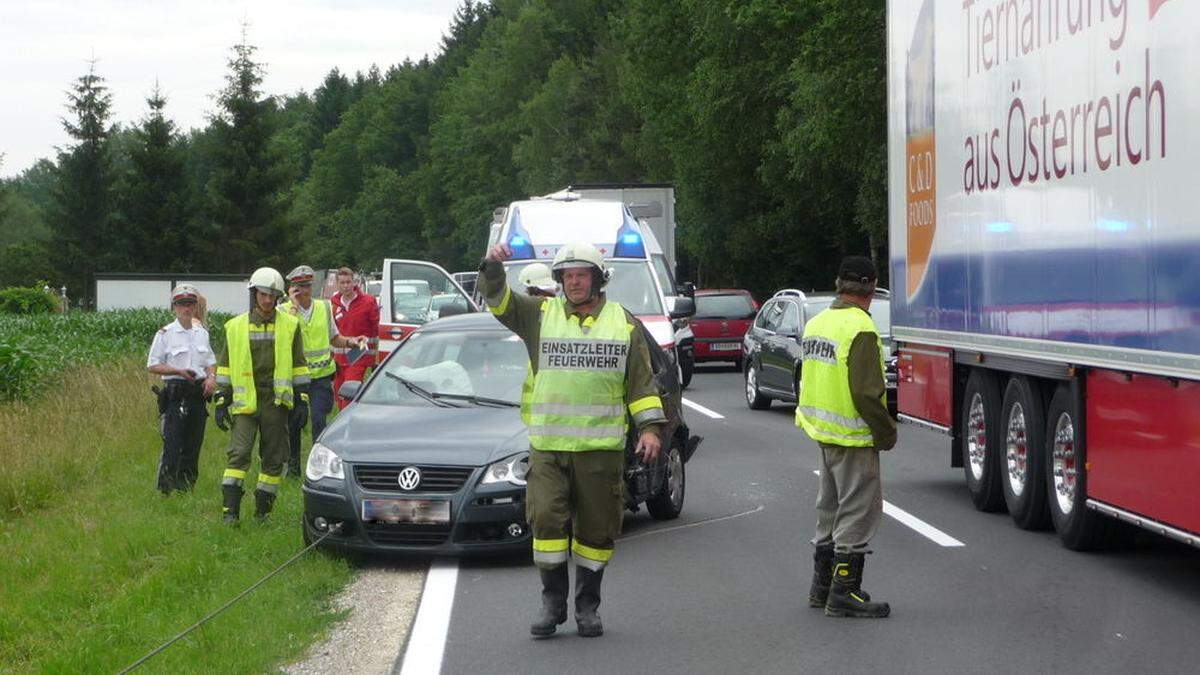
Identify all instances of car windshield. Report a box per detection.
[388,262,471,324]
[503,260,664,315]
[696,294,756,320]
[361,330,528,406]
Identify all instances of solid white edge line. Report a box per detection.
[812,470,965,547]
[398,558,459,675]
[682,397,725,419]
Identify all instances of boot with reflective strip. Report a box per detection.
[222,484,243,523]
[530,564,569,637]
[574,565,605,637]
[808,543,835,608]
[254,489,277,521]
[824,553,890,618]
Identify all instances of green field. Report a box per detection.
[0,312,357,672]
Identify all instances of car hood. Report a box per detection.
[318,402,529,467]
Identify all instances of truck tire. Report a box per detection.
[961,369,1005,512]
[744,361,770,410]
[1044,383,1124,550]
[1000,377,1051,530]
[646,438,685,520]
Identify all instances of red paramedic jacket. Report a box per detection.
[332,288,380,365]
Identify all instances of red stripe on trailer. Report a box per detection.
[897,344,953,427]
[1086,370,1200,536]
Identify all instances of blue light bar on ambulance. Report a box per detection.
[505,211,535,259]
[613,225,646,259]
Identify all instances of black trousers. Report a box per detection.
[157,380,208,493]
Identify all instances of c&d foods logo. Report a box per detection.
[905,0,935,299]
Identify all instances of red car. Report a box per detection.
[690,289,758,368]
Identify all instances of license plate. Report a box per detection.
[711,342,741,351]
[362,499,450,524]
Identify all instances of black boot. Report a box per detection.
[808,543,834,608]
[222,484,243,524]
[825,553,890,618]
[253,489,276,521]
[574,565,605,637]
[530,564,569,637]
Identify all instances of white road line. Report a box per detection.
[682,397,725,419]
[398,558,458,675]
[812,470,965,547]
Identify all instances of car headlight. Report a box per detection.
[481,452,530,486]
[306,442,345,481]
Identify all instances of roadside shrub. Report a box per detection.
[0,286,58,314]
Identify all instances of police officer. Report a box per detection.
[146,284,215,493]
[480,242,667,638]
[280,265,369,477]
[796,256,897,618]
[213,268,310,523]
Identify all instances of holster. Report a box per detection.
[152,385,168,415]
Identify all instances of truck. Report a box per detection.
[887,0,1199,549]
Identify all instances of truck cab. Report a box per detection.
[486,193,696,386]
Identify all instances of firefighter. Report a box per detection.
[479,242,666,638]
[281,265,370,477]
[213,268,309,523]
[518,262,558,298]
[146,284,215,493]
[331,267,380,410]
[796,255,897,618]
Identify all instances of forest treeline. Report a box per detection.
[0,0,886,303]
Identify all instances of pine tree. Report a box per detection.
[115,84,191,271]
[202,30,292,272]
[51,60,115,305]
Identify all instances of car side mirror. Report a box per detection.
[667,296,695,319]
[680,282,696,299]
[337,380,361,401]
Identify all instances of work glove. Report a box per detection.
[213,391,232,432]
[290,400,309,429]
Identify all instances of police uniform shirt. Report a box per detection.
[147,319,217,381]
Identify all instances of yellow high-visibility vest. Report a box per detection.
[218,311,309,415]
[281,299,336,379]
[795,306,885,447]
[527,298,635,451]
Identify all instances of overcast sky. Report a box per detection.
[0,0,466,178]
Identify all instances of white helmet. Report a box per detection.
[248,267,286,296]
[551,242,610,286]
[518,263,557,295]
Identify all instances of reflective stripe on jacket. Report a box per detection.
[282,299,336,379]
[795,306,885,447]
[528,297,633,451]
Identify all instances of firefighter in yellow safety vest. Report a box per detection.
[280,265,369,478]
[479,242,666,639]
[213,267,309,523]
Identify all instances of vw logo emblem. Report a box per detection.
[397,466,422,491]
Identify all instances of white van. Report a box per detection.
[486,194,697,386]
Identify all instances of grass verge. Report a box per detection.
[0,359,356,672]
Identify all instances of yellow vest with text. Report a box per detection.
[795,307,885,447]
[281,299,336,379]
[528,298,632,452]
[220,311,308,415]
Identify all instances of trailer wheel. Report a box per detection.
[1044,384,1123,550]
[961,369,1005,512]
[1000,377,1050,529]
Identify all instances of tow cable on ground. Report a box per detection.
[118,523,342,674]
[618,504,764,543]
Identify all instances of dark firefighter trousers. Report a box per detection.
[157,380,208,493]
[526,449,624,571]
[222,392,289,495]
[288,374,334,472]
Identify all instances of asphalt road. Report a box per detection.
[431,365,1200,675]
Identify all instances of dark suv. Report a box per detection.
[742,289,897,413]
